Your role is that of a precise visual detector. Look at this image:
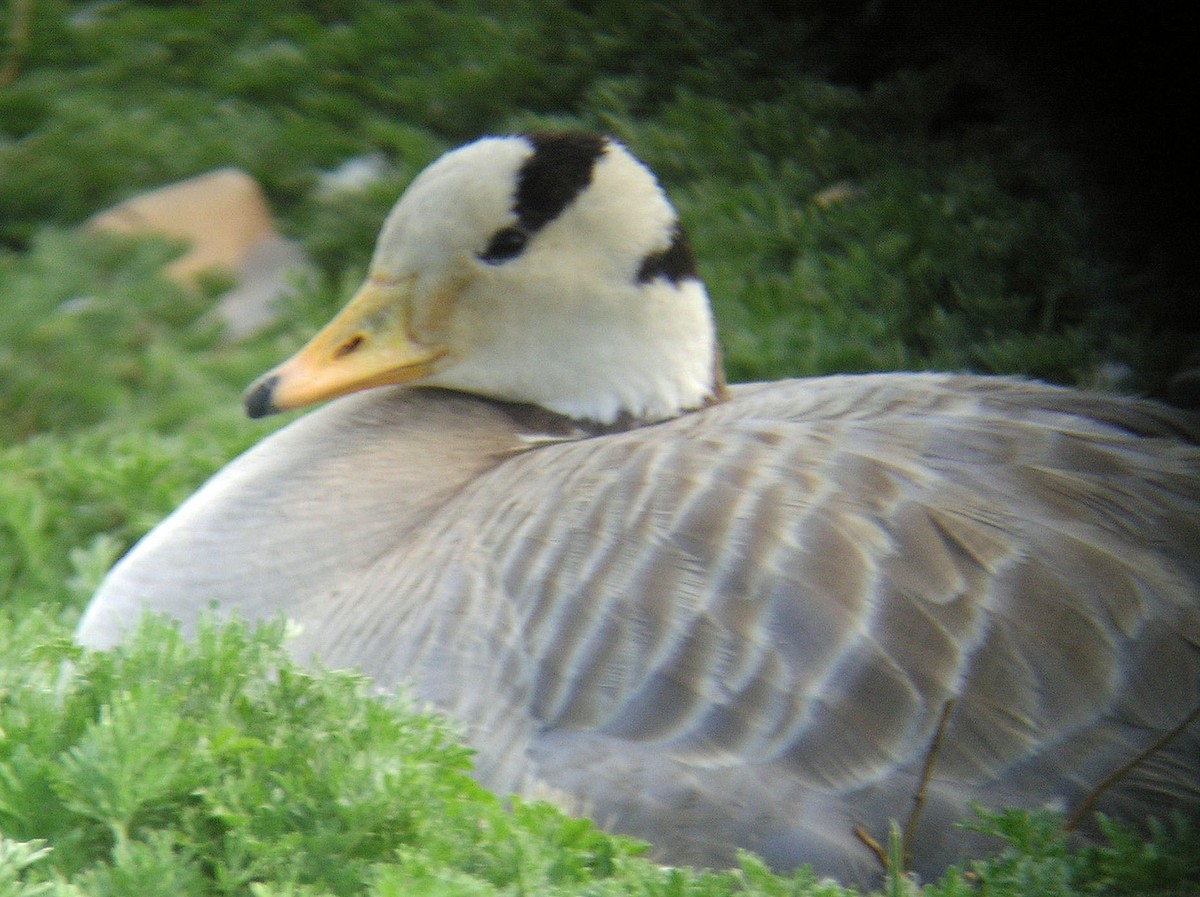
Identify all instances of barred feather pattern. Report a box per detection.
[77,372,1200,883]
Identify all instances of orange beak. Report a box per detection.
[244,278,447,418]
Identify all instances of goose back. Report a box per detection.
[78,372,1200,882]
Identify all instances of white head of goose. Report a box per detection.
[244,132,722,426]
[78,132,1200,885]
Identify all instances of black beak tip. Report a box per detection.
[244,375,280,419]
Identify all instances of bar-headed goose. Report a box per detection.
[77,132,1200,884]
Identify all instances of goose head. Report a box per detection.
[245,132,724,425]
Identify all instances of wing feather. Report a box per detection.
[439,376,1200,811]
[78,373,1200,880]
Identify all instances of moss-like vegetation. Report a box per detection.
[1,1,1195,893]
[3,617,1198,896]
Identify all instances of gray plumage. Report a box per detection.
[77,133,1200,884]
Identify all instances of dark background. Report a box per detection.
[809,7,1196,336]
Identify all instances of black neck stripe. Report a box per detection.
[514,132,608,233]
[637,223,697,285]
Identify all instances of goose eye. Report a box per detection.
[479,225,529,264]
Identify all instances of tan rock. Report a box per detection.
[88,168,276,285]
[87,168,315,339]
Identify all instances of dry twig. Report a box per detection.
[854,823,889,870]
[903,697,957,864]
[855,696,958,874]
[1065,701,1200,832]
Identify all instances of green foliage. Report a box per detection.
[3,616,1198,895]
[0,616,825,896]
[0,226,333,443]
[580,82,1130,390]
[2,0,1184,391]
[951,808,1200,897]
[1,1,1196,894]
[0,422,271,621]
[0,229,206,439]
[1,617,476,892]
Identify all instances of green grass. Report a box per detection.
[3,617,1198,896]
[1,1,1196,893]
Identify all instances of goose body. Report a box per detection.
[78,133,1200,884]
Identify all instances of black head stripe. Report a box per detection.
[637,223,698,285]
[514,132,608,233]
